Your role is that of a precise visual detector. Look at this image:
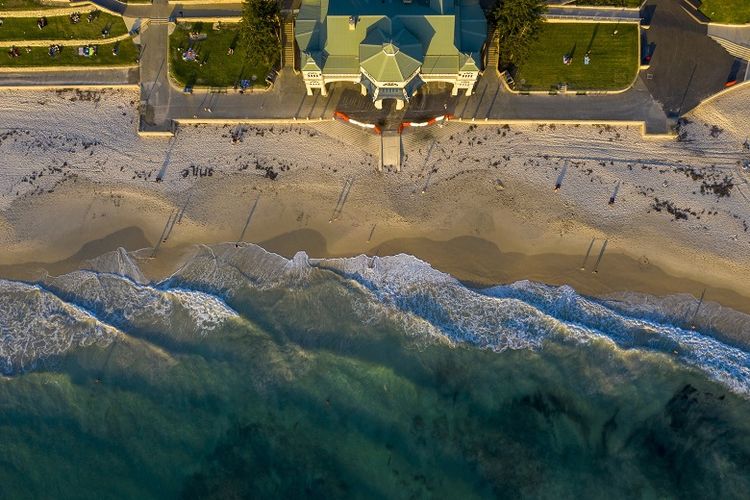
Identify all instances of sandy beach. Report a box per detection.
[1,86,749,323]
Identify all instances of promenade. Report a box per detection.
[0,0,746,136]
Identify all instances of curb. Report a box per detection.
[168,0,237,3]
[167,20,273,94]
[546,4,640,12]
[0,62,138,73]
[0,83,138,90]
[689,78,750,109]
[179,16,241,23]
[175,117,334,125]
[544,18,640,24]
[500,22,642,95]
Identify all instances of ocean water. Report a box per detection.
[1,244,750,498]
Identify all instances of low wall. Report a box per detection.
[0,83,138,90]
[449,117,675,140]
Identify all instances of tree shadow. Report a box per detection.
[234,63,246,87]
[567,42,577,59]
[585,23,600,54]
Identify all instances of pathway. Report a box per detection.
[545,6,641,23]
[0,67,138,86]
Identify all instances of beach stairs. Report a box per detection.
[380,131,401,172]
[281,17,297,71]
[709,36,750,62]
[485,31,499,72]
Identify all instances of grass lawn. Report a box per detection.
[513,22,639,92]
[0,12,128,41]
[0,39,138,66]
[0,0,67,10]
[573,0,642,6]
[169,22,273,88]
[699,0,750,24]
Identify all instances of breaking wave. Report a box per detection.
[1,243,750,395]
[0,279,120,374]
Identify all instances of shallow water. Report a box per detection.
[1,244,749,498]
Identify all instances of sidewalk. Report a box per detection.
[545,6,641,23]
[0,66,138,86]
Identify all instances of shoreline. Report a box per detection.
[3,218,750,319]
[4,223,750,351]
[1,88,750,344]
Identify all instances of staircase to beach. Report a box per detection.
[709,36,750,62]
[282,17,296,70]
[485,31,499,71]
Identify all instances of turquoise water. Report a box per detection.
[1,245,750,498]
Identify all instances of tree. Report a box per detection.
[240,0,281,67]
[489,0,546,69]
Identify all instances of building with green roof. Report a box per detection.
[295,0,487,109]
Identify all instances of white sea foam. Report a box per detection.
[160,244,750,395]
[167,288,240,333]
[0,279,119,373]
[0,265,238,372]
[309,252,750,395]
[4,243,750,395]
[82,247,148,284]
[44,270,238,335]
[312,253,561,351]
[166,243,311,294]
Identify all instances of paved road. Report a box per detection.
[641,0,741,117]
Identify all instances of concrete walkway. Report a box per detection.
[0,67,139,86]
[545,6,641,23]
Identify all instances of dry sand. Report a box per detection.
[1,85,749,317]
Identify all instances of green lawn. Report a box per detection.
[0,12,128,41]
[0,39,138,66]
[573,0,643,7]
[0,0,68,10]
[169,22,273,88]
[699,0,750,24]
[513,22,639,92]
